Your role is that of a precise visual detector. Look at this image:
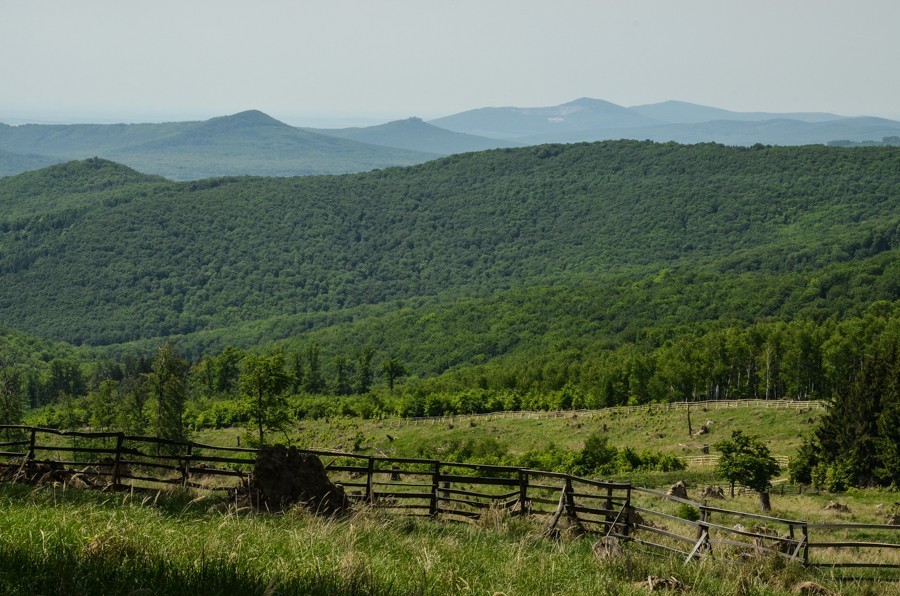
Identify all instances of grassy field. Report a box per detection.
[193,401,822,479]
[3,402,900,594]
[1,482,896,596]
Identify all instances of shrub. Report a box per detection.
[675,503,701,521]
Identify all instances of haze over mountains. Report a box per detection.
[1,98,899,180]
[429,98,900,146]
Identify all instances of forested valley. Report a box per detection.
[0,140,897,488]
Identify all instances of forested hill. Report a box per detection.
[0,112,435,179]
[0,141,897,348]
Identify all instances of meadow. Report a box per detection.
[4,400,899,594]
[1,481,897,596]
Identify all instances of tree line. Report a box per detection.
[0,305,893,448]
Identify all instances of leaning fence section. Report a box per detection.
[0,425,896,578]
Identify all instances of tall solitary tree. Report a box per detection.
[241,352,290,446]
[146,343,190,445]
[355,346,375,394]
[381,358,407,392]
[715,430,781,511]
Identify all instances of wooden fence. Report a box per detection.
[394,398,825,427]
[0,425,896,579]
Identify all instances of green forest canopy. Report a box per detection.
[0,141,896,350]
[0,140,896,489]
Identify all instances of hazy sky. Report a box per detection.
[2,0,898,126]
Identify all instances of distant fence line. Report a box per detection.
[685,454,791,468]
[0,423,896,580]
[394,399,825,426]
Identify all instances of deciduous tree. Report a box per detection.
[715,430,781,511]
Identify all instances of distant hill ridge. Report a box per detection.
[0,111,434,180]
[3,100,900,180]
[306,117,519,155]
[429,98,900,145]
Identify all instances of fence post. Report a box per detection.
[182,442,193,487]
[685,507,713,562]
[27,428,36,461]
[518,470,529,516]
[429,461,440,517]
[623,485,632,537]
[365,457,374,504]
[605,484,615,535]
[801,523,809,566]
[112,433,124,487]
[564,477,583,530]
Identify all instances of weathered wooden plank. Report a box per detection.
[629,537,696,558]
[372,491,433,500]
[702,520,797,543]
[443,487,519,500]
[189,441,259,454]
[120,460,182,472]
[0,440,30,448]
[631,505,703,528]
[633,523,698,544]
[323,465,368,473]
[119,474,181,485]
[438,497,496,510]
[439,474,519,486]
[372,503,431,510]
[32,446,117,455]
[371,468,436,478]
[699,505,800,526]
[437,508,481,519]
[807,541,900,549]
[807,522,900,530]
[190,467,247,478]
[569,505,621,517]
[189,454,255,466]
[371,481,434,489]
[371,456,440,465]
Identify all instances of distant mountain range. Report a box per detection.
[429,98,900,146]
[0,111,435,180]
[2,99,899,179]
[304,117,521,154]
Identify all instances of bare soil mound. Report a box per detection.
[250,445,349,516]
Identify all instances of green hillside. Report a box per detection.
[0,141,897,349]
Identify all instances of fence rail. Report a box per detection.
[392,399,825,426]
[0,424,894,578]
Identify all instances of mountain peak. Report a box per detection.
[204,110,289,130]
[1,157,163,196]
[563,97,625,110]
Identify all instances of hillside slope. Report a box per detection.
[0,141,897,348]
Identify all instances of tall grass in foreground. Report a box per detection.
[0,483,895,595]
